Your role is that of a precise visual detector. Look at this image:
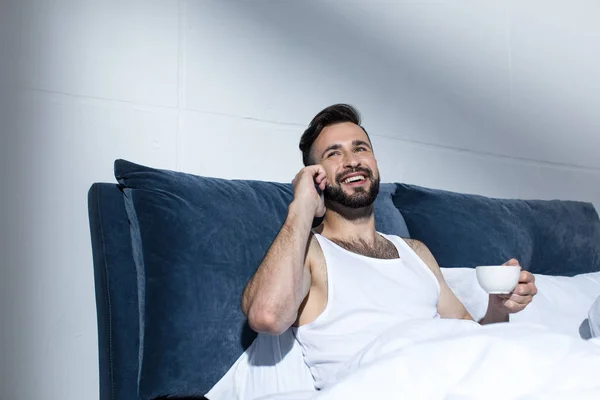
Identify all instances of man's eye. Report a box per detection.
[327,152,340,158]
[355,147,367,152]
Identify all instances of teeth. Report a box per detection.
[344,175,366,184]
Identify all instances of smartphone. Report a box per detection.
[314,183,323,197]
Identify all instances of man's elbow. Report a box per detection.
[247,308,291,336]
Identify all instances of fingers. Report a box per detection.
[304,164,326,177]
[293,165,329,191]
[291,166,328,218]
[513,281,537,296]
[491,266,538,315]
[314,171,328,191]
[503,292,533,312]
[496,292,529,301]
[516,272,537,296]
[292,165,323,183]
[503,299,526,313]
[313,165,327,186]
[503,258,521,267]
[507,293,530,305]
[495,281,536,313]
[495,291,531,311]
[318,178,328,191]
[519,270,535,284]
[503,259,536,289]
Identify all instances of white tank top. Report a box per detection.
[292,232,440,389]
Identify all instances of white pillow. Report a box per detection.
[588,295,600,338]
[440,267,489,321]
[510,271,600,337]
[206,329,315,400]
[442,268,600,338]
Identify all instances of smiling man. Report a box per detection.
[241,104,537,389]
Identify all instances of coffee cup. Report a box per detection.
[475,265,520,294]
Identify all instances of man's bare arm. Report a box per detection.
[241,165,328,335]
[241,204,313,335]
[405,239,473,321]
[406,240,536,324]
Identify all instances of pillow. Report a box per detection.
[114,159,409,398]
[509,272,600,338]
[440,268,489,322]
[590,296,600,338]
[394,183,600,276]
[205,330,315,400]
[441,267,600,338]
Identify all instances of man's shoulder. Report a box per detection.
[380,234,428,256]
[400,238,440,271]
[401,238,437,264]
[401,237,426,252]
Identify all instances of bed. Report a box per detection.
[88,159,600,400]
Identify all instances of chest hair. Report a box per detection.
[330,235,399,259]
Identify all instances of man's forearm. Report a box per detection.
[479,296,510,325]
[241,201,314,334]
[479,313,509,325]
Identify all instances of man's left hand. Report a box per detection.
[489,259,538,314]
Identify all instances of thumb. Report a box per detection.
[503,258,521,267]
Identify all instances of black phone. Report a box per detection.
[314,183,323,197]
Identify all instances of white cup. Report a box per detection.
[475,265,521,294]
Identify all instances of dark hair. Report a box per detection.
[299,104,371,166]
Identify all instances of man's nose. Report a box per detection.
[344,153,361,169]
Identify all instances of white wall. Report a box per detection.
[1,1,600,399]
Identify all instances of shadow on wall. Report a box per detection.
[215,1,512,147]
[202,2,600,172]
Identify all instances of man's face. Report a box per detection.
[311,122,380,209]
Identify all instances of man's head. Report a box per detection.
[299,104,380,210]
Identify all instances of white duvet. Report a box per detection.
[207,269,600,400]
[255,319,600,400]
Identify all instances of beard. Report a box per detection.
[323,167,380,209]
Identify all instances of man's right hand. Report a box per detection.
[243,166,324,335]
[291,165,328,218]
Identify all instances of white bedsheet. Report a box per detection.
[441,268,600,338]
[256,319,600,400]
[590,295,600,338]
[206,329,315,400]
[208,269,600,400]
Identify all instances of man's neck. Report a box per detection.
[320,204,378,245]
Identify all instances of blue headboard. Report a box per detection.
[88,183,140,400]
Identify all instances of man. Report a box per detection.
[241,104,538,389]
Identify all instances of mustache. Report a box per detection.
[335,167,374,183]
